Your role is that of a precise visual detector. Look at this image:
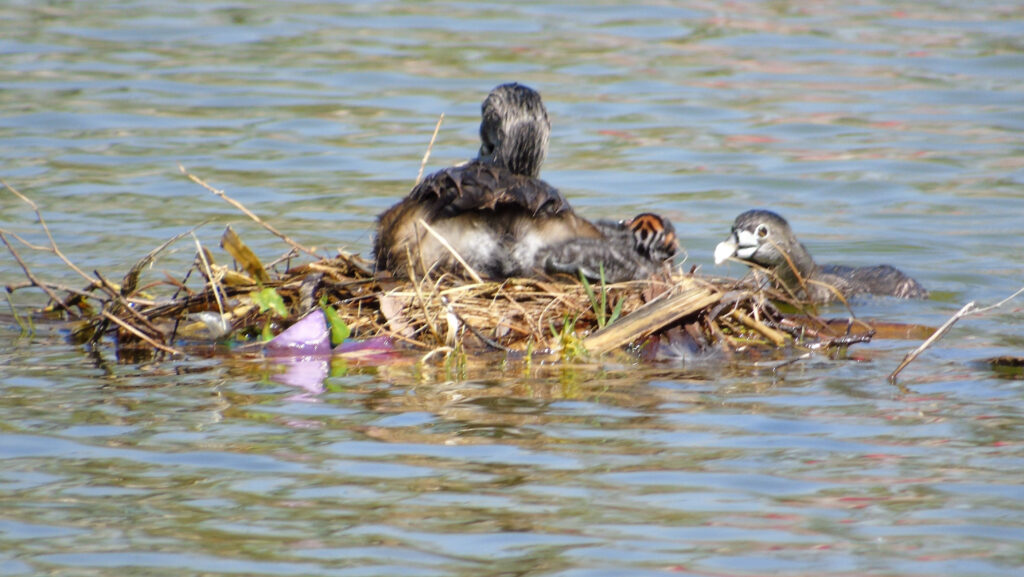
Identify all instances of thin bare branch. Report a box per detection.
[4,180,101,290]
[102,310,183,356]
[121,225,204,297]
[730,309,787,347]
[968,285,1024,316]
[441,294,512,352]
[179,165,320,258]
[93,270,169,337]
[0,231,79,318]
[406,259,443,345]
[889,301,975,383]
[191,233,225,317]
[416,218,484,283]
[416,113,445,185]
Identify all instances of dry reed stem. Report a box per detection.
[888,284,1024,382]
[378,325,432,350]
[415,218,484,283]
[122,226,204,297]
[3,280,94,298]
[4,180,103,292]
[0,231,79,318]
[191,233,225,318]
[730,309,788,348]
[968,284,1024,316]
[888,301,975,383]
[416,113,445,185]
[102,310,183,356]
[726,247,854,316]
[179,165,322,260]
[421,346,454,363]
[492,280,541,336]
[406,265,443,344]
[440,294,512,351]
[767,238,854,312]
[92,270,170,338]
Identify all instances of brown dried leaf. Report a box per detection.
[379,293,413,337]
[221,225,270,283]
[210,263,257,287]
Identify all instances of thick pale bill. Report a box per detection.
[714,239,738,265]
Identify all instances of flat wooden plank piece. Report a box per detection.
[583,284,722,354]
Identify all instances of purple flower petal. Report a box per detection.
[265,310,331,357]
[334,335,398,362]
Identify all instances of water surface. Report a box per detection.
[2,1,1023,575]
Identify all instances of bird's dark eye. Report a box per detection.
[756,224,769,238]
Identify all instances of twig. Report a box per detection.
[889,301,976,383]
[968,285,1024,316]
[4,278,96,300]
[121,225,203,297]
[0,229,53,252]
[4,180,106,291]
[179,165,319,258]
[421,346,454,363]
[3,280,34,292]
[102,311,183,356]
[416,218,484,283]
[441,293,459,346]
[92,270,169,338]
[0,231,79,318]
[191,233,225,317]
[1,226,117,302]
[416,113,445,185]
[265,247,301,270]
[888,285,1024,382]
[493,279,542,337]
[730,309,787,348]
[406,259,443,345]
[441,295,512,352]
[820,331,874,349]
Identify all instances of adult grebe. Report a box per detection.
[714,209,927,302]
[374,83,677,283]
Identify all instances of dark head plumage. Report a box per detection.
[478,83,550,178]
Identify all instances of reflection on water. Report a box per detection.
[2,0,1023,575]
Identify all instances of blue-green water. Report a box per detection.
[2,1,1022,575]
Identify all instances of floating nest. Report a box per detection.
[2,177,876,364]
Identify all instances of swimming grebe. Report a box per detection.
[714,210,927,302]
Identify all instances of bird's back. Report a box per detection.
[818,264,929,300]
[374,161,597,279]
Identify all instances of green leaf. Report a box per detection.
[252,287,287,318]
[579,270,605,327]
[322,304,351,346]
[608,297,625,326]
